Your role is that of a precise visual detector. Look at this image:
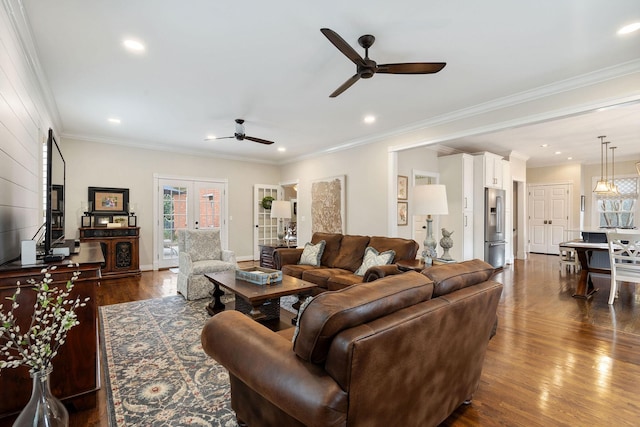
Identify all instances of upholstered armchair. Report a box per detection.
[177,229,237,300]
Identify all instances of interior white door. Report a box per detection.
[155,177,227,269]
[528,184,570,254]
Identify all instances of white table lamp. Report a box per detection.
[413,184,449,265]
[270,200,291,246]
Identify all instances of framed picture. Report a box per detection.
[397,201,408,226]
[93,215,112,227]
[88,187,129,215]
[397,175,408,200]
[311,175,346,234]
[113,215,129,226]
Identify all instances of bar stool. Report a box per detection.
[559,245,580,273]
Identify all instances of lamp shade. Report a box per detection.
[413,184,449,215]
[270,200,291,219]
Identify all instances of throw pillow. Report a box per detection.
[291,295,314,345]
[298,240,326,266]
[354,246,395,276]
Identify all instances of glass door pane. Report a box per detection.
[161,183,188,268]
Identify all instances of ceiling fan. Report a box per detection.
[321,28,446,97]
[205,119,274,145]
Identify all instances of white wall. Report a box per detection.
[0,3,54,263]
[396,146,440,240]
[527,159,640,231]
[527,163,583,231]
[63,138,280,268]
[279,139,390,246]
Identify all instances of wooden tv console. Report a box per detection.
[0,242,103,419]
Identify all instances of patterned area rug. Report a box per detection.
[100,296,242,426]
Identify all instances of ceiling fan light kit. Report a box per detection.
[320,28,446,97]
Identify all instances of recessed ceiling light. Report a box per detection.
[363,115,376,124]
[540,144,549,147]
[555,151,562,155]
[278,147,286,152]
[618,22,640,35]
[567,157,573,160]
[123,39,145,52]
[108,118,121,124]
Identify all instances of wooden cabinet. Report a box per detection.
[79,227,140,279]
[259,244,288,269]
[475,152,504,189]
[0,243,103,418]
[439,153,475,262]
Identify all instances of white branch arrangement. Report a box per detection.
[0,265,87,374]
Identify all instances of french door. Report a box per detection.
[154,175,228,269]
[253,184,280,260]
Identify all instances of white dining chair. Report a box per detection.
[606,232,640,304]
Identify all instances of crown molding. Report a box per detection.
[61,132,280,166]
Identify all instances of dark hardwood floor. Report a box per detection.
[2,255,639,426]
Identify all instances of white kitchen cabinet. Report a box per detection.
[475,152,504,188]
[438,153,474,261]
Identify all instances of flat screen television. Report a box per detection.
[44,128,65,254]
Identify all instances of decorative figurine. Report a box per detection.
[439,228,454,261]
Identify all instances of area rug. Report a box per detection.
[100,296,245,426]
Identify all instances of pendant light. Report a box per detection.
[609,145,619,194]
[593,135,610,193]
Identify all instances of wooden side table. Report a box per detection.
[259,244,289,269]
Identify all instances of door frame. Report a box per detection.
[153,173,229,270]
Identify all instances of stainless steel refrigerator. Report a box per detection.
[484,188,506,268]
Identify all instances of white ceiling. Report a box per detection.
[19,0,640,166]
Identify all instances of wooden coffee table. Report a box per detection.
[204,270,317,322]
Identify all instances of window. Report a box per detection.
[595,177,638,228]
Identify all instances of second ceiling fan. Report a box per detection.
[205,119,274,145]
[321,28,446,97]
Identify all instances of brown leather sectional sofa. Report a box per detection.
[202,259,502,427]
[273,232,419,291]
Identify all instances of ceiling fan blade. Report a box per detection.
[330,74,361,98]
[377,62,446,74]
[321,28,366,66]
[204,135,234,141]
[245,135,275,145]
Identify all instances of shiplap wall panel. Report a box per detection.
[0,3,50,264]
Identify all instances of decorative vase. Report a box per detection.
[13,367,69,427]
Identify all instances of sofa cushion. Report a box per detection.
[331,235,370,271]
[190,260,236,274]
[422,259,495,297]
[354,247,395,276]
[302,268,352,288]
[293,271,434,364]
[299,240,326,266]
[326,274,364,291]
[369,236,419,262]
[281,264,320,279]
[312,233,343,267]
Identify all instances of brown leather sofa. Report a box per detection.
[201,259,502,427]
[273,232,419,291]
